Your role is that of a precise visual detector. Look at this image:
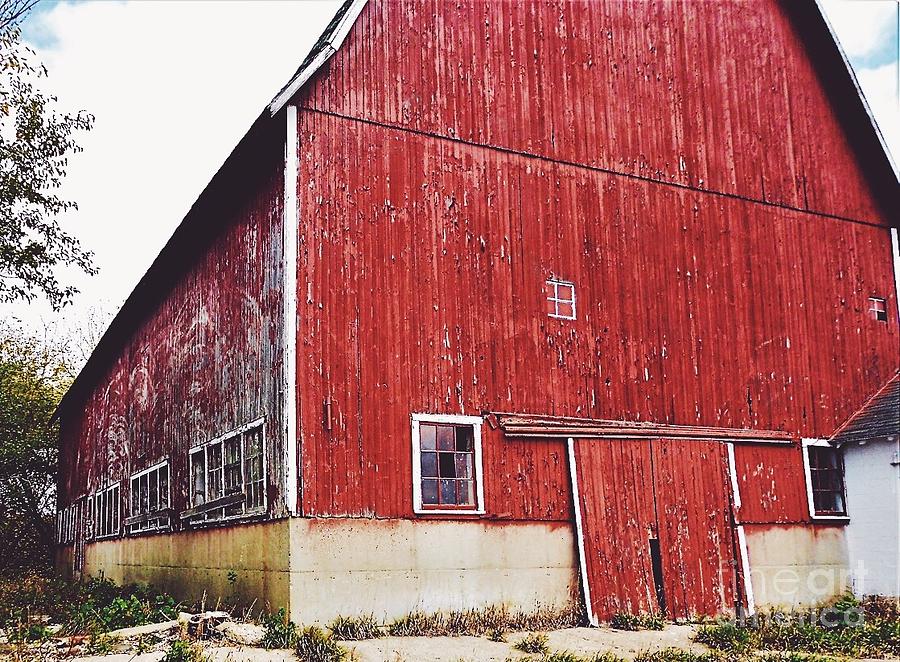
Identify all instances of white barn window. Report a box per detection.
[545,278,576,320]
[126,460,171,534]
[802,438,849,520]
[187,419,266,524]
[93,483,121,539]
[411,413,485,515]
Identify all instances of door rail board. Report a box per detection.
[494,413,794,444]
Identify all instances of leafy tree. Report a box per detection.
[0,3,95,310]
[0,322,71,574]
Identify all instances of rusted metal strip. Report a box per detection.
[496,413,794,444]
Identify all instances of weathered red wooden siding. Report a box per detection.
[481,430,571,521]
[732,443,810,524]
[294,110,897,517]
[572,438,736,619]
[651,439,736,618]
[57,143,285,514]
[573,439,658,618]
[299,0,889,226]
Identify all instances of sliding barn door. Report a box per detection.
[651,439,737,619]
[571,437,737,622]
[572,439,658,618]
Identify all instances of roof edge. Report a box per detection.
[829,369,900,446]
[268,0,368,116]
[813,0,898,180]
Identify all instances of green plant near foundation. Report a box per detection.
[328,614,382,640]
[161,638,208,662]
[295,625,348,662]
[633,649,725,662]
[261,607,299,648]
[694,596,900,659]
[610,612,665,631]
[514,631,549,654]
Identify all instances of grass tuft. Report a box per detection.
[161,638,208,662]
[329,614,382,640]
[514,631,549,654]
[295,625,347,662]
[261,607,298,649]
[610,612,666,631]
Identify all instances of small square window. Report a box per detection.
[869,297,887,322]
[545,279,576,320]
[412,414,484,514]
[804,443,848,518]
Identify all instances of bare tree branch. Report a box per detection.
[0,0,38,34]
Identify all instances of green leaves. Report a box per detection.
[0,25,95,310]
[0,323,71,574]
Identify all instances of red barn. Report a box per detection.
[55,0,899,625]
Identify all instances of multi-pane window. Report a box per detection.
[188,420,266,523]
[869,297,887,322]
[92,483,121,539]
[412,414,484,514]
[807,446,847,517]
[545,278,576,320]
[127,461,170,534]
[57,502,79,545]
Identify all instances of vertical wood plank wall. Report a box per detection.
[57,143,285,516]
[294,113,897,518]
[291,0,897,519]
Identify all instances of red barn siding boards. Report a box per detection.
[571,437,737,621]
[294,110,898,518]
[300,0,891,226]
[572,438,659,620]
[732,443,810,524]
[651,439,737,619]
[57,129,286,524]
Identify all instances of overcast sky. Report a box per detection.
[4,0,899,340]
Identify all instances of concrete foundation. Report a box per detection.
[83,520,291,613]
[75,517,579,624]
[70,517,850,623]
[743,523,850,609]
[286,518,579,624]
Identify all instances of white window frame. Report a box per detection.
[868,296,887,322]
[127,459,171,534]
[546,278,576,320]
[93,482,121,540]
[188,417,267,524]
[411,413,485,515]
[801,438,849,522]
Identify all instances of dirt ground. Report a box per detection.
[72,624,707,661]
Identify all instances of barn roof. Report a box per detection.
[54,0,899,420]
[831,371,900,446]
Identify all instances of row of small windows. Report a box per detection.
[57,420,266,544]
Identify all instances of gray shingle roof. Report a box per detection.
[831,372,900,446]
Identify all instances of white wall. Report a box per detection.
[843,437,900,597]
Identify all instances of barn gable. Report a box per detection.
[291,0,897,226]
